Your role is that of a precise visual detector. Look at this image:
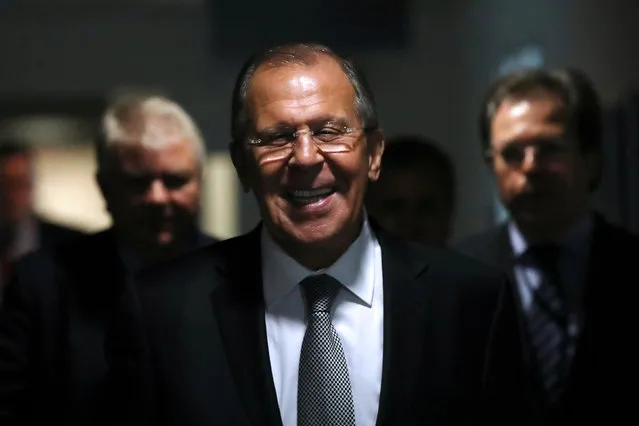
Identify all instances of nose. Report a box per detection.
[146,179,170,204]
[289,131,323,168]
[520,146,540,173]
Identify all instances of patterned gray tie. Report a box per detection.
[526,244,569,404]
[297,274,356,426]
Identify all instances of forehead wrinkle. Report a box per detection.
[250,59,353,104]
[289,75,320,94]
[249,68,356,133]
[493,97,567,146]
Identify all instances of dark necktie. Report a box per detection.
[526,244,569,404]
[297,274,356,426]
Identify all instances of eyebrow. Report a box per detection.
[120,170,193,178]
[257,116,350,133]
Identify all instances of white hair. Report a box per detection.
[98,95,206,170]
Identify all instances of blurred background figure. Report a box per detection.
[0,95,217,426]
[457,67,639,424]
[96,95,216,268]
[0,141,82,298]
[366,135,456,246]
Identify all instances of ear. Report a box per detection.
[366,129,385,182]
[229,141,252,193]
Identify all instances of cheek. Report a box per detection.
[331,153,369,191]
[172,182,201,211]
[549,163,575,180]
[10,193,31,210]
[495,169,523,195]
[247,165,286,216]
[247,153,281,192]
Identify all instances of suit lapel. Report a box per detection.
[474,226,543,397]
[210,227,282,426]
[373,232,430,426]
[567,214,609,387]
[484,225,517,284]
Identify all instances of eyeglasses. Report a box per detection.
[485,138,571,167]
[246,125,368,161]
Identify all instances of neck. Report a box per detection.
[120,227,199,268]
[271,216,364,271]
[515,209,590,245]
[0,223,18,256]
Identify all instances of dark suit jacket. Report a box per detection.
[113,224,536,426]
[37,218,84,249]
[456,213,639,424]
[0,228,216,426]
[0,218,82,291]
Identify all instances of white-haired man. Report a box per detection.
[0,96,217,426]
[96,95,212,267]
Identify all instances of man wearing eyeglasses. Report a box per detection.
[0,95,216,426]
[457,68,639,424]
[116,42,536,426]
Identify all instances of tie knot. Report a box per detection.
[300,274,341,314]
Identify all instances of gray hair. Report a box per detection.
[230,42,380,143]
[96,95,206,171]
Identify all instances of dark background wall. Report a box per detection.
[1,0,638,239]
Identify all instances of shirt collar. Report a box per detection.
[8,216,39,260]
[261,216,378,309]
[508,211,594,259]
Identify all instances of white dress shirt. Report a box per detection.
[261,217,384,426]
[508,212,593,362]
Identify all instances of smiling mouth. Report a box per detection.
[284,188,336,206]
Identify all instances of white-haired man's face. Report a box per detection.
[0,152,33,227]
[98,119,201,261]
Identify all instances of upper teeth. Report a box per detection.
[289,188,333,197]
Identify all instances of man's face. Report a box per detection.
[490,91,596,239]
[233,58,383,267]
[0,152,33,226]
[99,130,201,258]
[367,167,453,247]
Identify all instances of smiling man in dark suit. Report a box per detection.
[122,43,535,426]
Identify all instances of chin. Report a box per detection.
[156,232,174,246]
[513,209,561,233]
[287,219,337,245]
[270,212,346,248]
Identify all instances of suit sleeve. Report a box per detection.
[104,276,155,426]
[481,275,542,426]
[0,257,40,425]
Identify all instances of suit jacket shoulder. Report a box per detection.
[592,215,639,254]
[453,226,509,266]
[455,213,639,267]
[5,229,123,308]
[136,230,244,288]
[0,230,126,426]
[37,219,85,248]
